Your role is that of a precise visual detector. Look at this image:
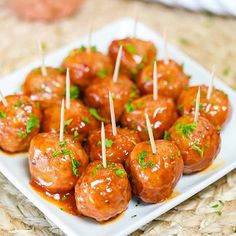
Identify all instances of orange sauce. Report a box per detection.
[101,212,125,225]
[30,181,78,216]
[164,191,181,202]
[200,159,225,175]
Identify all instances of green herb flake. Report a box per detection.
[92,168,97,177]
[71,159,80,176]
[17,132,28,138]
[216,125,222,132]
[125,102,136,113]
[177,104,183,111]
[15,101,23,108]
[144,77,151,82]
[26,115,40,134]
[97,139,113,148]
[192,143,204,157]
[138,150,151,168]
[79,45,86,52]
[0,111,7,119]
[64,118,73,127]
[90,46,97,52]
[62,195,67,201]
[73,130,79,141]
[89,108,105,121]
[97,68,108,78]
[114,168,125,177]
[205,143,210,148]
[163,131,170,140]
[57,67,66,74]
[32,68,41,74]
[125,43,137,54]
[70,86,80,99]
[169,154,175,160]
[177,150,181,156]
[52,150,60,157]
[175,122,197,139]
[96,164,103,169]
[82,116,91,124]
[59,140,67,147]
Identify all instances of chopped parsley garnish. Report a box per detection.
[26,115,40,134]
[64,118,73,127]
[138,150,154,168]
[175,122,197,138]
[59,140,67,147]
[177,150,181,156]
[216,125,221,132]
[89,108,105,121]
[61,149,71,155]
[97,139,113,148]
[192,143,204,157]
[82,116,91,124]
[52,150,60,157]
[71,159,80,176]
[163,131,170,140]
[97,68,108,78]
[61,195,67,201]
[90,46,97,52]
[79,45,86,52]
[125,101,136,113]
[144,77,151,82]
[169,154,175,160]
[70,86,80,99]
[73,130,79,141]
[0,111,7,119]
[177,104,183,111]
[112,168,125,177]
[32,68,41,74]
[205,143,210,148]
[57,67,66,74]
[15,101,23,107]
[125,43,136,54]
[17,132,28,138]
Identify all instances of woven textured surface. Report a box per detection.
[0,0,236,235]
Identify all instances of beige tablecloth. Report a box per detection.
[0,0,236,235]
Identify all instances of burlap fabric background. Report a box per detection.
[0,0,236,235]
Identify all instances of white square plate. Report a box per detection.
[0,18,236,236]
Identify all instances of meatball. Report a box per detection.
[62,47,113,90]
[75,160,131,222]
[121,95,177,141]
[86,124,140,163]
[126,140,183,203]
[42,99,99,141]
[168,115,221,174]
[137,60,189,100]
[23,67,66,109]
[84,75,139,123]
[177,85,230,127]
[29,133,88,193]
[108,37,157,79]
[0,95,42,153]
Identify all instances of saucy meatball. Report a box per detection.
[23,67,66,109]
[75,160,131,222]
[62,46,113,90]
[177,85,230,127]
[42,99,99,142]
[0,95,42,153]
[109,38,157,79]
[168,115,221,174]
[29,133,88,193]
[86,124,140,163]
[84,75,139,123]
[126,140,183,203]
[121,95,177,141]
[137,60,189,100]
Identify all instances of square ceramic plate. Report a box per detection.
[0,18,236,236]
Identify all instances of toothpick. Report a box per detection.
[0,90,8,107]
[207,66,215,100]
[59,99,65,142]
[37,40,47,76]
[153,61,158,101]
[101,122,107,168]
[163,30,169,65]
[194,87,201,124]
[145,113,157,154]
[112,45,123,83]
[65,68,70,110]
[109,91,117,136]
[87,22,93,52]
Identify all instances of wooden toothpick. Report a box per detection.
[109,91,117,136]
[207,66,215,100]
[101,122,107,168]
[59,99,65,142]
[194,87,201,124]
[112,45,123,83]
[163,30,169,65]
[153,61,158,101]
[37,40,47,76]
[0,90,8,107]
[65,68,70,110]
[145,113,157,154]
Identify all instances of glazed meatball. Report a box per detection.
[121,95,177,141]
[84,75,139,123]
[137,60,189,100]
[86,124,140,163]
[177,85,230,127]
[75,160,131,222]
[62,47,113,90]
[23,67,66,109]
[168,115,221,174]
[109,37,157,79]
[126,140,183,203]
[42,100,99,141]
[0,95,42,153]
[29,133,88,193]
